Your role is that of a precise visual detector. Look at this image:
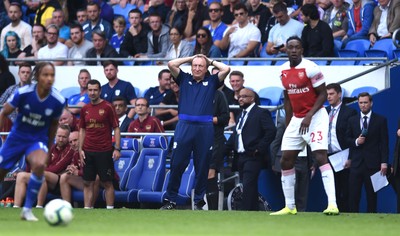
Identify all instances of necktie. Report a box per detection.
[363,116,368,129]
[328,108,336,154]
[237,110,247,130]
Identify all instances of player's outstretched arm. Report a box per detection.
[168,56,195,79]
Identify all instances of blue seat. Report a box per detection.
[393,49,400,59]
[359,50,387,65]
[330,50,358,65]
[370,38,396,59]
[114,135,168,203]
[350,86,378,97]
[258,86,283,106]
[229,60,246,66]
[345,39,370,58]
[137,158,195,205]
[60,87,80,99]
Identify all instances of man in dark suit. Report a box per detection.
[112,96,132,133]
[226,88,276,211]
[346,92,388,213]
[326,83,357,212]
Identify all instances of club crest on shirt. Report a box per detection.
[202,81,208,86]
[189,81,192,85]
[115,90,121,96]
[298,71,305,79]
[99,109,105,116]
[45,108,53,116]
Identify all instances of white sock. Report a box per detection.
[320,164,337,207]
[36,205,43,208]
[84,207,92,209]
[106,206,114,209]
[281,168,296,210]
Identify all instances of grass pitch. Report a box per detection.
[1,208,400,236]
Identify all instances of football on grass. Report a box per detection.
[44,199,73,226]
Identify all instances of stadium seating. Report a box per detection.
[331,50,359,65]
[137,158,195,205]
[114,135,168,203]
[258,86,283,106]
[60,87,80,99]
[393,49,400,59]
[344,39,370,58]
[370,38,397,60]
[350,86,378,97]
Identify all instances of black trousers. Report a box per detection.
[238,154,262,211]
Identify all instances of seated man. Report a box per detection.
[220,3,261,59]
[368,0,400,47]
[127,97,165,137]
[112,96,132,133]
[59,109,80,132]
[144,69,171,106]
[13,125,77,208]
[67,69,91,117]
[155,79,179,131]
[85,30,120,66]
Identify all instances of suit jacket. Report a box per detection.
[326,104,357,150]
[368,0,400,36]
[346,112,389,169]
[120,116,133,133]
[226,105,276,157]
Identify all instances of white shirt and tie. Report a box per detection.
[236,103,256,153]
[328,104,341,154]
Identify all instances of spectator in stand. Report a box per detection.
[220,3,261,59]
[0,2,32,52]
[182,0,209,40]
[13,125,76,208]
[110,16,126,54]
[18,24,47,64]
[144,69,171,105]
[204,2,228,52]
[34,0,61,27]
[322,0,349,46]
[67,1,87,24]
[67,69,91,117]
[0,31,22,66]
[263,0,281,43]
[155,78,179,131]
[248,0,271,45]
[0,54,16,97]
[76,8,88,25]
[193,27,222,58]
[119,9,149,63]
[37,24,68,66]
[68,23,94,65]
[317,0,332,11]
[59,109,80,132]
[112,96,133,133]
[101,60,137,119]
[291,0,324,23]
[143,0,171,24]
[83,2,112,42]
[137,13,170,60]
[266,2,304,56]
[164,26,194,64]
[341,0,375,48]
[166,0,188,30]
[85,30,120,66]
[51,9,70,44]
[92,0,115,24]
[368,0,400,47]
[127,97,165,136]
[112,0,137,26]
[301,4,334,57]
[221,0,241,25]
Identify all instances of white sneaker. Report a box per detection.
[21,209,39,222]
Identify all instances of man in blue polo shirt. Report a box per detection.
[144,69,171,106]
[101,60,138,118]
[160,54,231,210]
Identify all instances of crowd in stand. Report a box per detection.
[0,0,399,65]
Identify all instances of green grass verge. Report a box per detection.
[1,208,400,236]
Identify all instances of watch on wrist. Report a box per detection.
[114,147,121,151]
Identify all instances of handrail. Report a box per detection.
[393,28,400,48]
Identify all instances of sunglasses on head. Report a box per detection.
[196,33,207,38]
[234,12,245,17]
[208,8,221,13]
